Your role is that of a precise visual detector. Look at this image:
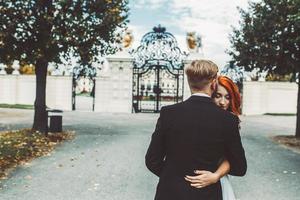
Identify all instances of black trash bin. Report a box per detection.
[47,109,63,132]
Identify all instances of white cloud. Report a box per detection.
[171,0,249,26]
[132,0,169,10]
[129,0,256,67]
[126,24,149,48]
[168,0,251,67]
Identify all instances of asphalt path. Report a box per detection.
[0,108,299,200]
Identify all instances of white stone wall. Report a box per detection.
[0,75,72,110]
[16,75,36,105]
[46,76,72,110]
[242,81,298,115]
[1,70,297,115]
[94,55,133,113]
[0,75,36,104]
[0,75,19,104]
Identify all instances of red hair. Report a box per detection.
[217,76,241,115]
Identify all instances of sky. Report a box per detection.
[127,0,253,68]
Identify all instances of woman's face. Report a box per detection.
[213,85,230,110]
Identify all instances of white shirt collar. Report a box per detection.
[191,93,211,98]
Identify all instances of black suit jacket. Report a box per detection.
[145,96,247,200]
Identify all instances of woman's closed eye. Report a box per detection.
[215,93,222,99]
[225,95,231,100]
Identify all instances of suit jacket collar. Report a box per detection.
[187,95,214,103]
[191,93,211,98]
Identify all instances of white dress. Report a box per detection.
[220,175,236,200]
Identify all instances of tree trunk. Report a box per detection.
[296,80,300,138]
[32,58,48,133]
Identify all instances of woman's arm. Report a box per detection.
[214,158,230,180]
[185,159,230,188]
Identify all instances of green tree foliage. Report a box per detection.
[0,0,129,132]
[229,0,300,137]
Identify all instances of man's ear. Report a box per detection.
[211,78,217,92]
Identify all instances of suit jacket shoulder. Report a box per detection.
[161,101,185,111]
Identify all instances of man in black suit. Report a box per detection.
[145,60,247,200]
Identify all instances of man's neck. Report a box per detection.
[191,90,212,97]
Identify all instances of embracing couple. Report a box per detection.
[145,59,247,200]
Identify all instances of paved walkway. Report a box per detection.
[0,108,299,200]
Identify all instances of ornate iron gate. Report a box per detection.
[72,65,97,111]
[131,25,187,113]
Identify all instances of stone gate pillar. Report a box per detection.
[94,52,134,113]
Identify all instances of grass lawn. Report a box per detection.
[0,104,34,109]
[0,129,74,179]
[265,113,296,116]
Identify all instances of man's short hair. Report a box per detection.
[185,59,219,90]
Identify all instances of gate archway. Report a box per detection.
[131,25,187,113]
[72,65,97,111]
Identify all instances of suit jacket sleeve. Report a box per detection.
[224,115,247,176]
[145,107,166,177]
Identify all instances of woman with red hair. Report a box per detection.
[186,75,241,200]
[213,75,241,115]
[213,75,241,200]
